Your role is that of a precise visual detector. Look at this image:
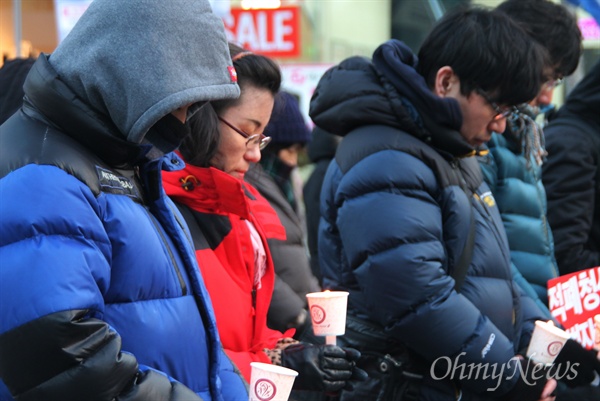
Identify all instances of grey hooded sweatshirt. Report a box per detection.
[50,0,240,146]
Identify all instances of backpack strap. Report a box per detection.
[453,200,475,292]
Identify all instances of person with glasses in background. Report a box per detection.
[162,43,367,399]
[308,4,600,400]
[477,0,582,342]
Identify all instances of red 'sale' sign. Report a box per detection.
[222,7,301,58]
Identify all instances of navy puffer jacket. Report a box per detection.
[309,41,546,400]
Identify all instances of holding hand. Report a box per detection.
[553,339,600,388]
[500,356,551,401]
[281,343,368,393]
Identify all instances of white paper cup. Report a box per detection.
[249,362,298,401]
[526,320,571,365]
[593,314,600,351]
[305,291,349,337]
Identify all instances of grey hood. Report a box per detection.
[50,0,240,144]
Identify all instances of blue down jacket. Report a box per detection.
[0,58,246,400]
[309,41,547,400]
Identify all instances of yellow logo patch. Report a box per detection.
[481,192,496,208]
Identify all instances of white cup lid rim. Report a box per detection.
[250,362,299,377]
[534,320,571,339]
[306,291,349,299]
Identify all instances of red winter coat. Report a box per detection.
[163,162,293,381]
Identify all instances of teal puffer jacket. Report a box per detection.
[478,130,558,314]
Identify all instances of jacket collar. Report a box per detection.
[163,161,254,219]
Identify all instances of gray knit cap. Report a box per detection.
[50,0,240,144]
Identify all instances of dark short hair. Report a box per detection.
[417,6,546,106]
[497,0,582,79]
[179,43,282,166]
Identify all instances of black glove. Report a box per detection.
[500,357,549,401]
[555,381,600,401]
[281,343,368,393]
[553,339,600,388]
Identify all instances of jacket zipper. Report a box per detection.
[170,203,195,250]
[144,207,188,296]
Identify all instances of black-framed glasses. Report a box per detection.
[542,77,564,90]
[476,89,518,121]
[218,116,272,150]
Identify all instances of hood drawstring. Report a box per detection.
[180,175,199,191]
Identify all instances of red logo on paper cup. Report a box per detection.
[254,378,276,401]
[310,305,326,324]
[547,341,563,356]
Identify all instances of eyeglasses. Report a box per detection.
[476,89,518,121]
[542,77,564,90]
[218,116,271,150]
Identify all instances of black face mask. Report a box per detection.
[144,113,192,154]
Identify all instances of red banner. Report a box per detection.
[548,266,600,349]
[222,7,301,58]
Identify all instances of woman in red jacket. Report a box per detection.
[162,43,366,396]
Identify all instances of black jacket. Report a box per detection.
[303,126,339,283]
[0,57,35,125]
[542,60,600,274]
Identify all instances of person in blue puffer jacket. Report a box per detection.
[308,6,598,401]
[0,1,247,400]
[477,0,582,316]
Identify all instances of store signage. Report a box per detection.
[578,17,600,41]
[53,0,93,43]
[280,63,334,126]
[222,7,301,58]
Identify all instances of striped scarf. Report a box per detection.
[509,104,549,167]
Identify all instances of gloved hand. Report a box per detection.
[500,357,550,401]
[553,339,600,388]
[281,343,368,393]
[555,380,600,401]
